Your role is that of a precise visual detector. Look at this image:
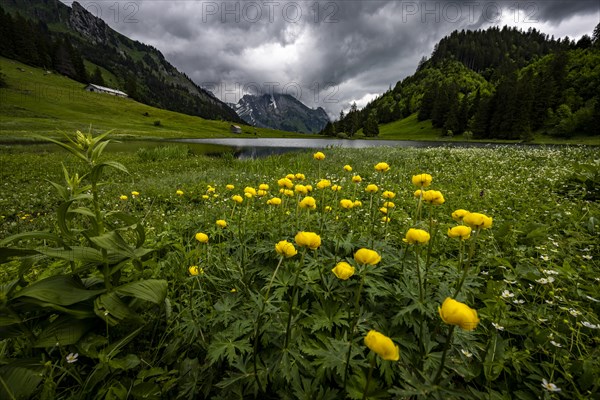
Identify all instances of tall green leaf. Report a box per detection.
[13,275,105,306]
[114,280,168,304]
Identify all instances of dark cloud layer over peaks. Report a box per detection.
[67,0,599,117]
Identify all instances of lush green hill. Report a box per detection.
[0,57,302,141]
[0,0,242,122]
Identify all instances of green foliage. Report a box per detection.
[0,131,167,398]
[0,141,599,399]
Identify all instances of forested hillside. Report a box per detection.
[326,25,600,140]
[0,0,242,122]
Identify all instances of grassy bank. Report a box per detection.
[0,138,598,399]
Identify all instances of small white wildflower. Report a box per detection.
[480,270,489,275]
[541,379,561,392]
[536,277,555,284]
[492,322,504,331]
[66,353,78,363]
[568,308,581,317]
[460,349,473,358]
[538,318,548,323]
[540,255,550,261]
[545,300,554,304]
[503,279,517,284]
[513,299,525,304]
[543,269,559,275]
[550,340,562,348]
[581,321,600,329]
[501,290,514,299]
[582,255,592,260]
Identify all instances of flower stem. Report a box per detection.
[362,353,376,400]
[453,228,480,298]
[284,250,305,349]
[343,270,367,390]
[433,325,455,385]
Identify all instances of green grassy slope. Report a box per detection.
[0,57,306,141]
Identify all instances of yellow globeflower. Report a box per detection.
[295,184,308,195]
[119,195,128,201]
[299,196,317,209]
[202,195,209,200]
[188,265,201,276]
[313,151,326,160]
[374,162,390,172]
[176,190,184,196]
[354,248,381,265]
[283,189,295,197]
[244,192,254,199]
[131,191,140,197]
[379,207,388,214]
[352,175,362,183]
[295,231,321,250]
[207,186,216,193]
[317,179,331,189]
[244,187,257,196]
[331,185,342,192]
[195,232,209,243]
[366,184,379,193]
[353,200,363,207]
[383,201,395,208]
[226,184,235,190]
[382,191,396,199]
[403,228,430,244]
[216,219,227,228]
[286,173,296,180]
[324,206,332,212]
[463,212,493,229]
[364,330,400,361]
[412,173,432,187]
[257,190,267,197]
[332,261,355,280]
[267,197,282,206]
[275,240,298,258]
[232,195,243,204]
[343,164,353,172]
[278,178,294,189]
[295,173,306,181]
[452,209,470,222]
[381,216,390,223]
[438,298,480,331]
[422,190,445,205]
[340,199,354,209]
[414,189,423,198]
[259,183,269,191]
[306,184,313,192]
[448,225,472,240]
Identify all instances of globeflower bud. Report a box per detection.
[438,298,480,331]
[364,330,399,361]
[331,261,355,280]
[295,231,321,250]
[195,232,209,243]
[275,240,298,258]
[412,173,432,187]
[403,228,430,244]
[354,248,381,265]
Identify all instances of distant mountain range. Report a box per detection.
[231,93,329,134]
[0,0,242,123]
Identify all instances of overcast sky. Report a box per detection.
[67,0,599,117]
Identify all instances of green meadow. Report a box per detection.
[0,134,598,399]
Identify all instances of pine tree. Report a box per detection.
[418,82,437,121]
[91,66,105,86]
[363,112,379,137]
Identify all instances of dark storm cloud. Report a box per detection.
[68,0,599,116]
